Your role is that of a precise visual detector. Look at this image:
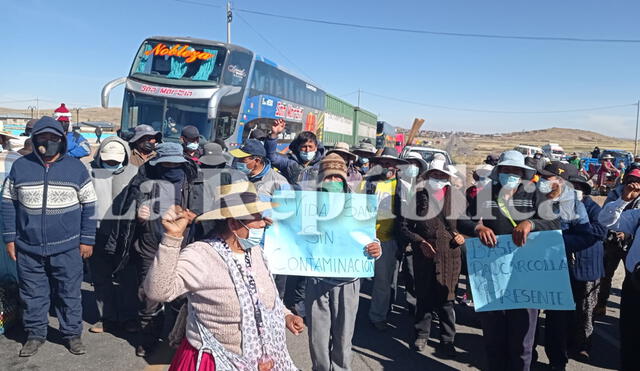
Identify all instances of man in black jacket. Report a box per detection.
[460,150,561,371]
[108,142,198,357]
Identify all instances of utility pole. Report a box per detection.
[226,1,232,44]
[27,105,35,119]
[35,97,39,118]
[635,100,640,155]
[75,108,81,130]
[357,89,361,107]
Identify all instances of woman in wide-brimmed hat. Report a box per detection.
[144,182,303,371]
[400,158,465,354]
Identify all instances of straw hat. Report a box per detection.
[196,181,278,221]
[327,142,356,161]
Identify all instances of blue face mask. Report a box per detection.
[537,178,553,194]
[234,161,252,175]
[235,221,265,251]
[499,173,521,189]
[103,162,123,172]
[299,151,316,162]
[405,165,420,178]
[186,142,199,151]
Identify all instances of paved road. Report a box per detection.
[0,264,623,371]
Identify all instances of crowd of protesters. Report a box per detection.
[2,110,640,371]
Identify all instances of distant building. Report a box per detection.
[0,113,31,127]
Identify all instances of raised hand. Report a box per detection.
[270,119,286,138]
[161,205,197,238]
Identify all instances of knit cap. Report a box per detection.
[53,103,71,122]
[318,153,347,181]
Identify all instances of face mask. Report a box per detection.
[323,181,344,193]
[428,178,450,190]
[299,151,316,162]
[575,190,584,201]
[499,173,521,190]
[37,140,62,157]
[234,161,252,175]
[103,162,123,172]
[385,167,396,179]
[235,221,265,251]
[185,142,199,151]
[405,165,420,178]
[139,141,156,154]
[360,165,369,173]
[537,179,553,194]
[158,166,185,183]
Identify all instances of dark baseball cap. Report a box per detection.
[181,125,200,140]
[230,139,266,158]
[200,142,227,166]
[539,161,577,181]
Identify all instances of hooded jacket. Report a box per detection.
[264,136,326,188]
[88,136,138,241]
[1,117,97,256]
[107,157,199,272]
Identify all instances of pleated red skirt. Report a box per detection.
[168,338,216,371]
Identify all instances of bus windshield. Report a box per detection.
[122,90,210,140]
[130,40,227,85]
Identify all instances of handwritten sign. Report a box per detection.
[465,230,575,312]
[264,190,378,278]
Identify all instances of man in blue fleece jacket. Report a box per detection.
[1,116,97,357]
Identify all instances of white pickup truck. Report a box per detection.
[400,145,454,165]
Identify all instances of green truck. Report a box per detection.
[319,93,376,147]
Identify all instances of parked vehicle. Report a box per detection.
[582,149,633,178]
[401,145,453,165]
[514,144,543,158]
[101,36,378,152]
[542,143,565,160]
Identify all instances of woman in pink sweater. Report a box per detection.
[144,183,304,371]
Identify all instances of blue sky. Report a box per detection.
[2,0,640,137]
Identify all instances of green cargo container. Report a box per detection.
[322,94,355,147]
[354,107,377,144]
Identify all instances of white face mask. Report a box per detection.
[575,190,584,201]
[428,178,450,190]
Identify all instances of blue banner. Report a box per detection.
[264,190,378,278]
[465,230,575,312]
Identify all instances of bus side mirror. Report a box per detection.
[101,77,127,108]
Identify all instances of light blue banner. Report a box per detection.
[264,190,378,278]
[465,230,575,312]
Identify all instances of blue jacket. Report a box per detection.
[264,136,325,187]
[66,131,91,158]
[1,118,97,256]
[569,196,606,281]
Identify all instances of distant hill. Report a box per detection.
[418,127,635,165]
[0,106,122,127]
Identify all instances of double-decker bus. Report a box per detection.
[102,36,376,150]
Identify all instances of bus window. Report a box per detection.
[223,50,252,87]
[122,90,209,141]
[131,40,227,85]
